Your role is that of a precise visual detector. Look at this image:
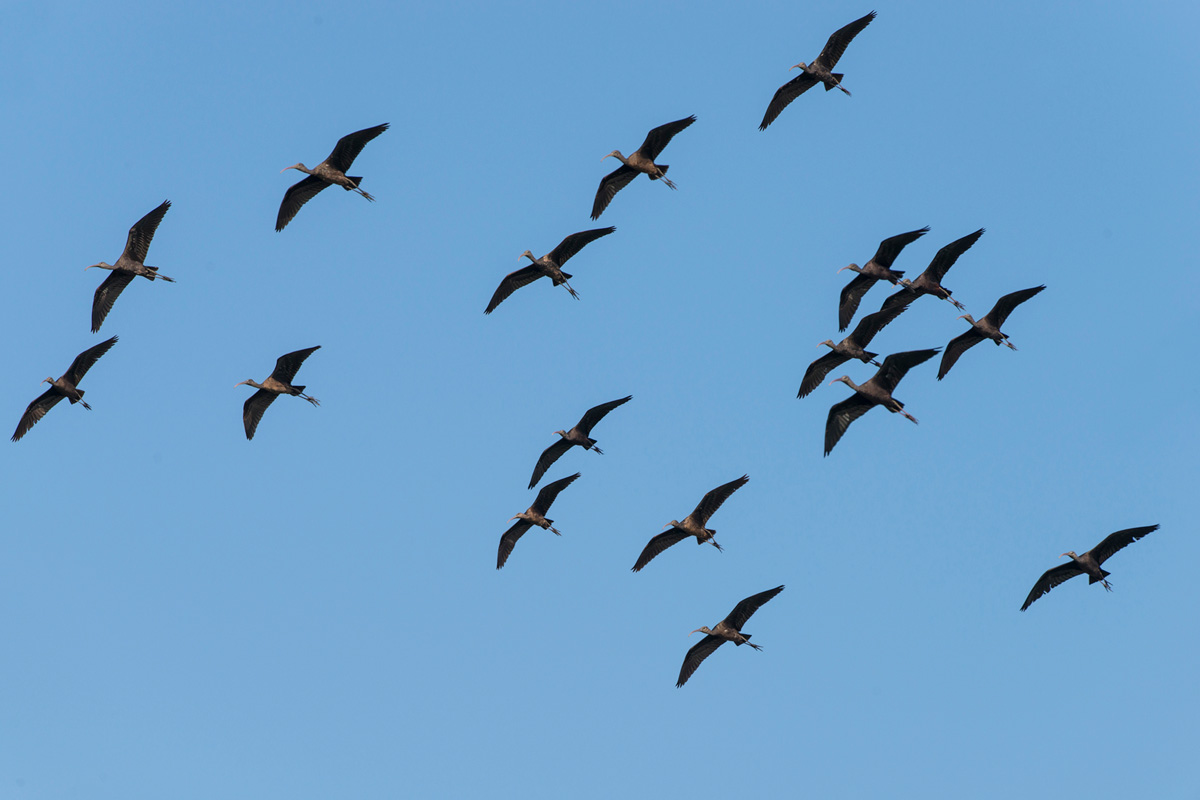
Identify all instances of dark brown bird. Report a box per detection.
[591,116,696,220]
[937,285,1045,380]
[632,475,749,572]
[12,336,118,442]
[497,473,581,569]
[798,302,910,398]
[528,395,632,489]
[485,227,616,314]
[881,228,984,314]
[824,348,939,456]
[276,123,389,231]
[86,200,174,333]
[1021,525,1159,611]
[759,11,876,130]
[677,585,784,688]
[838,227,929,331]
[235,346,321,440]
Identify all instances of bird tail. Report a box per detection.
[588,438,603,454]
[345,177,363,191]
[825,73,844,91]
[555,271,573,283]
[69,389,85,405]
[654,164,669,178]
[1088,569,1112,584]
[887,269,904,283]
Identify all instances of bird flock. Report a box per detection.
[11,9,1161,689]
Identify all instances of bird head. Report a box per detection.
[84,262,112,271]
[1061,551,1079,559]
[828,375,851,387]
[790,61,809,71]
[956,313,977,325]
[519,250,536,262]
[553,429,568,438]
[602,150,624,162]
[42,377,55,385]
[689,627,712,638]
[663,520,681,531]
[234,379,256,389]
[838,263,861,274]
[818,339,836,350]
[280,163,307,173]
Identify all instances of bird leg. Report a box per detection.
[947,296,965,311]
[1003,339,1017,351]
[1101,579,1113,592]
[709,539,724,552]
[656,172,678,190]
[745,641,763,651]
[356,187,376,202]
[80,400,93,411]
[590,444,604,455]
[900,410,919,425]
[561,280,580,300]
[869,358,883,367]
[548,525,561,536]
[300,393,320,406]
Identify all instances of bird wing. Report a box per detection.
[528,438,574,490]
[848,301,910,348]
[242,388,278,440]
[812,10,877,71]
[838,272,878,331]
[546,227,616,267]
[91,270,136,333]
[937,328,985,380]
[276,174,330,231]
[824,393,875,456]
[798,350,849,399]
[676,634,725,688]
[870,348,939,395]
[923,228,985,283]
[631,528,691,572]
[1088,524,1159,566]
[880,285,920,314]
[11,387,65,442]
[497,519,534,569]
[484,264,546,314]
[575,395,632,435]
[590,164,638,220]
[686,474,750,527]
[64,336,118,385]
[726,585,785,630]
[325,123,389,173]
[1020,562,1085,611]
[271,346,321,384]
[636,115,696,161]
[758,72,820,130]
[121,200,171,264]
[870,226,930,269]
[983,285,1046,328]
[530,472,581,516]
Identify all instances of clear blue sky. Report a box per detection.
[3,1,1198,797]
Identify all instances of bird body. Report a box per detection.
[591,116,695,220]
[883,228,984,314]
[12,337,118,441]
[937,285,1045,380]
[799,302,910,398]
[236,346,321,440]
[276,123,389,231]
[838,227,929,331]
[824,348,939,456]
[759,11,876,129]
[86,200,174,332]
[677,585,784,687]
[1021,525,1158,611]
[631,475,749,572]
[497,473,581,569]
[528,395,632,488]
[486,227,615,314]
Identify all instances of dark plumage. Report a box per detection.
[591,116,696,220]
[798,302,910,398]
[12,337,118,442]
[759,11,876,130]
[937,285,1045,380]
[528,395,631,489]
[485,227,615,314]
[1021,525,1159,611]
[677,586,784,688]
[276,123,389,231]
[824,348,939,456]
[881,228,984,314]
[837,227,929,331]
[632,475,749,572]
[497,473,581,569]
[86,200,174,333]
[235,347,321,440]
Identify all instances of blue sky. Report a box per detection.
[3,1,1198,797]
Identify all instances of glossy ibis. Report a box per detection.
[86,200,174,333]
[881,228,984,314]
[236,346,321,440]
[12,336,118,442]
[276,123,389,231]
[632,475,749,572]
[677,585,784,687]
[591,116,696,220]
[497,473,581,569]
[1021,525,1159,611]
[528,395,631,489]
[937,285,1045,380]
[798,302,910,398]
[485,227,615,314]
[824,348,939,456]
[838,226,929,331]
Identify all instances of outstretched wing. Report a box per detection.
[631,528,691,573]
[984,285,1046,329]
[869,348,939,395]
[870,226,930,269]
[91,271,135,333]
[575,395,632,436]
[1020,562,1084,611]
[276,174,330,231]
[270,346,321,384]
[838,272,878,331]
[1089,524,1159,566]
[528,438,573,490]
[636,115,696,161]
[813,10,877,71]
[121,200,171,264]
[758,73,820,130]
[726,585,785,630]
[798,350,849,399]
[242,389,278,440]
[11,388,66,442]
[824,393,875,456]
[485,264,546,314]
[923,228,985,283]
[530,472,581,516]
[497,519,534,570]
[546,227,616,267]
[591,164,638,220]
[676,634,725,688]
[64,336,118,385]
[847,302,909,348]
[325,123,389,173]
[687,475,750,527]
[937,328,985,380]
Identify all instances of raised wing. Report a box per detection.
[824,393,875,456]
[64,336,118,385]
[271,346,321,385]
[798,350,849,399]
[758,72,820,130]
[121,200,171,264]
[11,388,66,442]
[631,528,691,573]
[813,11,877,71]
[870,226,929,269]
[686,475,750,527]
[1020,562,1085,611]
[923,228,984,282]
[545,227,616,267]
[870,348,938,395]
[242,388,278,440]
[676,634,725,688]
[983,285,1045,328]
[91,271,136,333]
[937,328,986,380]
[1089,524,1159,566]
[847,302,909,348]
[575,395,632,436]
[325,123,389,173]
[276,174,330,231]
[528,438,573,490]
[591,164,638,220]
[496,519,534,569]
[485,264,546,314]
[530,472,581,516]
[726,585,785,630]
[636,115,696,161]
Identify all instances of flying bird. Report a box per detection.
[677,585,784,688]
[759,10,876,130]
[824,348,939,456]
[937,285,1045,380]
[235,346,321,440]
[497,473,581,569]
[12,336,118,442]
[798,302,910,398]
[881,228,985,314]
[591,116,696,220]
[485,227,616,314]
[528,395,632,489]
[276,123,389,231]
[837,226,929,331]
[1021,525,1159,611]
[86,200,174,332]
[632,475,749,572]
